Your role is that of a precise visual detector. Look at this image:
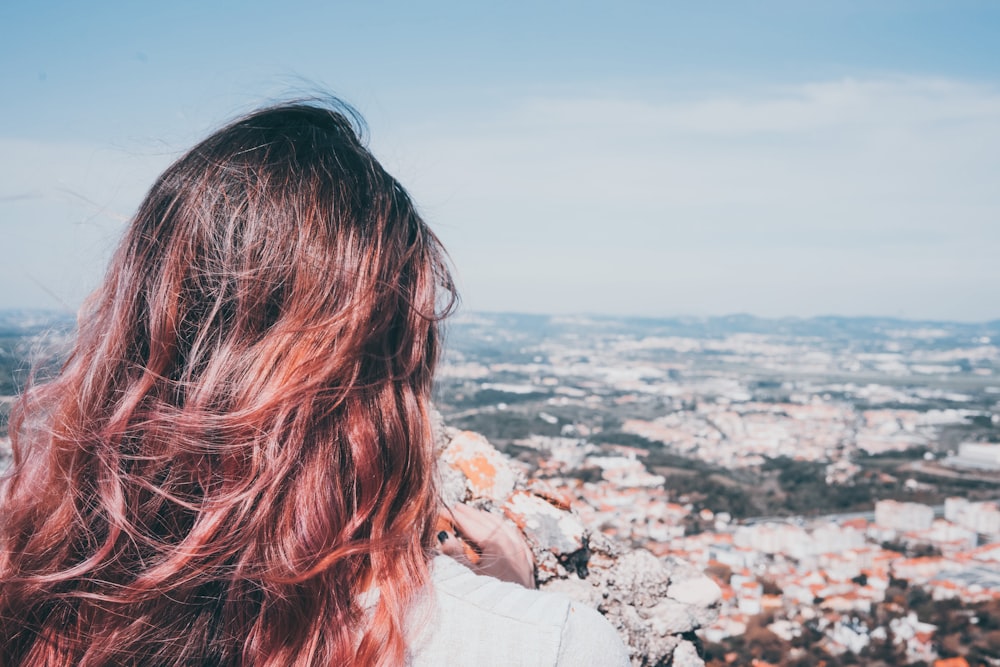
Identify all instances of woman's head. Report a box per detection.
[1,101,455,666]
[126,101,452,408]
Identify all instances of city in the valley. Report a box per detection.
[3,310,999,664]
[432,312,1000,665]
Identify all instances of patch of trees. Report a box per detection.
[880,540,942,559]
[589,431,714,473]
[856,446,931,461]
[910,594,1000,664]
[447,411,562,445]
[762,457,876,515]
[587,430,657,449]
[561,465,604,484]
[664,473,761,518]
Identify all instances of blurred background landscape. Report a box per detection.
[3,2,1000,664]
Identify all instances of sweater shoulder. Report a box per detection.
[406,556,629,667]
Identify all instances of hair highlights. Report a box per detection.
[0,101,456,666]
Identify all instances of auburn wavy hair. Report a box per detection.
[0,101,456,666]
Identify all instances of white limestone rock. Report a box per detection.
[670,640,704,667]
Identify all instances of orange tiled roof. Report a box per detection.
[896,556,945,567]
[934,657,970,667]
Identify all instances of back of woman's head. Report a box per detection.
[0,101,455,666]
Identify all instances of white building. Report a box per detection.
[733,521,868,563]
[874,500,933,533]
[944,497,1000,538]
[946,442,1000,471]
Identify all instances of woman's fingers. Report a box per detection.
[448,503,505,543]
[435,514,481,565]
[444,504,536,589]
[437,529,474,567]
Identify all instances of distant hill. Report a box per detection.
[0,310,75,337]
[0,310,75,397]
[446,311,1000,350]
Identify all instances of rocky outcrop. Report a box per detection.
[434,423,721,666]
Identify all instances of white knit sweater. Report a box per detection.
[405,556,630,666]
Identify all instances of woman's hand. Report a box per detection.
[438,504,536,589]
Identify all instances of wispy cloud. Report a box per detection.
[3,78,998,319]
[380,77,1000,319]
[520,77,1000,134]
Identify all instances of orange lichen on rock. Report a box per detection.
[440,431,519,501]
[453,453,497,494]
[504,490,586,557]
[526,479,575,511]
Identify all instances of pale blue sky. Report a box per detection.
[2,1,999,320]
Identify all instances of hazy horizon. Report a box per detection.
[3,305,999,328]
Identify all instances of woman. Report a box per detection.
[0,101,629,666]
